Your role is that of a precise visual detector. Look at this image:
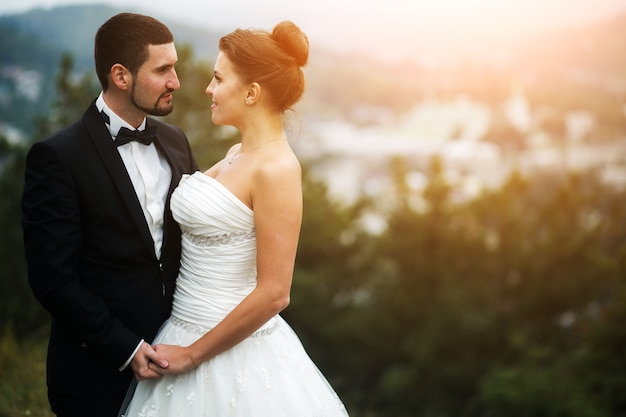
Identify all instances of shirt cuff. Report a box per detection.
[118,339,144,372]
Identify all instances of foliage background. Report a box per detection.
[1,5,626,417]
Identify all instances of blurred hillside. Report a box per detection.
[1,5,625,136]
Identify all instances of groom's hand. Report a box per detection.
[130,341,169,381]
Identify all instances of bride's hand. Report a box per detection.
[149,344,196,374]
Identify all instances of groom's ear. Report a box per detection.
[110,63,131,91]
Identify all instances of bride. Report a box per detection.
[121,20,349,416]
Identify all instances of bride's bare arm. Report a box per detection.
[150,156,302,374]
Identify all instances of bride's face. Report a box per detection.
[205,52,249,127]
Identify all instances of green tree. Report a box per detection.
[467,170,624,417]
[332,158,626,417]
[45,53,99,132]
[0,134,32,333]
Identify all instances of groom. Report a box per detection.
[22,13,198,417]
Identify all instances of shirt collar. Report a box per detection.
[95,92,148,140]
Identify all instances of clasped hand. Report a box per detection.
[149,344,196,375]
[130,341,169,381]
[131,342,195,381]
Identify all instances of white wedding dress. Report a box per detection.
[122,172,349,417]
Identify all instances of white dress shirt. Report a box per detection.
[96,93,171,258]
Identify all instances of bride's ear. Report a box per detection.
[245,82,261,105]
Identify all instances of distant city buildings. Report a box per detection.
[295,91,626,209]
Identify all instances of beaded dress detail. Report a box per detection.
[122,172,348,417]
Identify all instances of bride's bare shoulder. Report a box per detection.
[260,149,300,178]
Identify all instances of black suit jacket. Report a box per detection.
[22,100,198,411]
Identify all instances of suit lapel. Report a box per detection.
[83,102,157,259]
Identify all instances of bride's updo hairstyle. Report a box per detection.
[218,21,309,113]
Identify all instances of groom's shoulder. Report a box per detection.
[150,118,188,141]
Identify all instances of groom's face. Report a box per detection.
[130,43,180,117]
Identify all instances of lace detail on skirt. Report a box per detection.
[180,225,256,247]
[169,315,280,337]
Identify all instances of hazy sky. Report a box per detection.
[2,0,626,60]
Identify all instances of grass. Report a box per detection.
[0,326,53,417]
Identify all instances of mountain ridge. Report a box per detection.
[1,5,625,136]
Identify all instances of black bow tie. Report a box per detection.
[115,126,158,147]
[99,109,157,147]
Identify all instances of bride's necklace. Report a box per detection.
[228,138,284,164]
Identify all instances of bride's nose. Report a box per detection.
[205,79,215,96]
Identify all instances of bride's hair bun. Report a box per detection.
[271,21,309,68]
[219,21,309,112]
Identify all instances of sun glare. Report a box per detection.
[302,0,622,63]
